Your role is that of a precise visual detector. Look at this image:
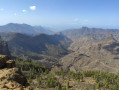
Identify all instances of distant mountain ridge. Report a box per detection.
[0,23,54,35]
[61,27,119,41]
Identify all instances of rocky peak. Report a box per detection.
[81,26,89,30]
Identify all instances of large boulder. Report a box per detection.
[1,68,27,86]
[0,55,32,90]
[0,68,32,90]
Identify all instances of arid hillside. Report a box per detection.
[60,35,119,74]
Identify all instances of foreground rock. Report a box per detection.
[0,55,32,90]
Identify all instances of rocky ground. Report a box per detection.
[0,55,32,90]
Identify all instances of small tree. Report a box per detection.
[57,83,62,90]
[62,86,66,90]
[96,83,100,89]
[21,65,23,71]
[38,78,42,87]
[28,73,32,84]
[66,81,69,89]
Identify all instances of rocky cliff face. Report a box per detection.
[0,36,10,56]
[0,55,32,90]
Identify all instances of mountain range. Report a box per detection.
[61,27,119,40]
[1,24,119,73]
[0,23,54,35]
[4,33,71,62]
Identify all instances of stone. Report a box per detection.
[6,60,15,68]
[4,81,21,89]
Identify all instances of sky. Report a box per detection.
[0,0,119,31]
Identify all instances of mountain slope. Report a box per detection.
[60,35,119,74]
[5,33,72,60]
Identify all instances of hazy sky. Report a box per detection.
[0,0,119,30]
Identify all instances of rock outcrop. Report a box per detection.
[0,36,10,56]
[0,55,10,68]
[0,55,32,90]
